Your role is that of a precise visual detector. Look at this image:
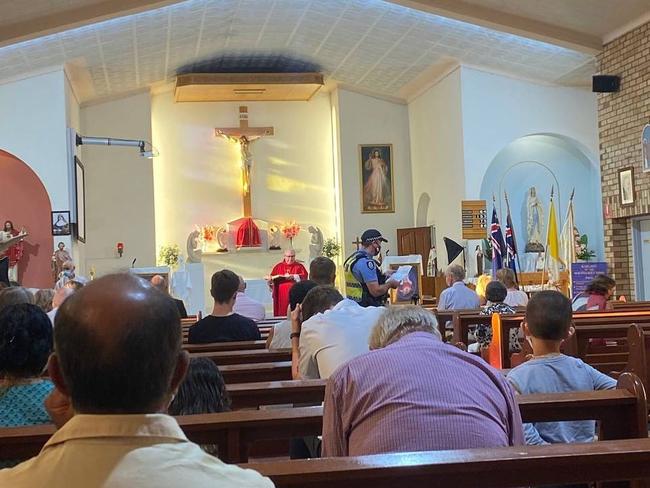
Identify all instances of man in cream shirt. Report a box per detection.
[292,286,386,380]
[0,273,272,488]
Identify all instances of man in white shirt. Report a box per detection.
[291,286,386,380]
[0,273,272,488]
[233,275,266,322]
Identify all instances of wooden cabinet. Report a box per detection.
[397,225,442,297]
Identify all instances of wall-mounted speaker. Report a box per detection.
[593,75,620,93]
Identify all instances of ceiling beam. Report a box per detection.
[386,0,603,54]
[0,0,181,49]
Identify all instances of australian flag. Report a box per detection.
[505,211,518,279]
[490,206,505,277]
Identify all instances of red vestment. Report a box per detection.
[270,261,308,317]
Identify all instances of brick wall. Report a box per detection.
[598,21,650,299]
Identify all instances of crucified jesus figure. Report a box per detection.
[220,134,261,196]
[215,106,274,218]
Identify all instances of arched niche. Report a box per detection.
[479,134,603,262]
[0,149,53,287]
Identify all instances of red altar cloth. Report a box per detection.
[270,261,308,317]
[235,217,261,247]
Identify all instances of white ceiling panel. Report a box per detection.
[0,0,597,102]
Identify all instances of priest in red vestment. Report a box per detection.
[268,249,308,317]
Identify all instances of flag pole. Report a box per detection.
[504,190,522,274]
[541,186,554,288]
[564,188,576,296]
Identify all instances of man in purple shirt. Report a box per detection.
[322,306,524,457]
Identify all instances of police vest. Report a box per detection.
[343,251,387,307]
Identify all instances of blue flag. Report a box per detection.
[490,206,505,276]
[505,211,518,279]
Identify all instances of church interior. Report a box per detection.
[3,0,650,485]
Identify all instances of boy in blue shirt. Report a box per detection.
[506,290,616,445]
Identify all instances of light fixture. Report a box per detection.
[75,134,159,158]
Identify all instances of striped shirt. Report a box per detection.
[322,332,524,457]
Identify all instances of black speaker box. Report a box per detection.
[593,75,620,93]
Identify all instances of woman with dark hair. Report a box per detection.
[168,358,231,456]
[0,303,54,467]
[0,303,54,428]
[572,274,616,311]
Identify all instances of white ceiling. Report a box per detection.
[459,0,650,38]
[0,0,626,103]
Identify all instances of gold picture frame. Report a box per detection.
[359,144,395,213]
[388,262,423,305]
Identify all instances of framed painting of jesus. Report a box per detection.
[359,144,395,213]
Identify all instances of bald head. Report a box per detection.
[53,273,186,414]
[150,274,167,291]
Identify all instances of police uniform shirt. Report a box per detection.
[351,250,381,285]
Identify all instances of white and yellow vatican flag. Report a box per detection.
[546,190,562,283]
[559,190,576,270]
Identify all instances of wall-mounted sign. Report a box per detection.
[461,200,487,239]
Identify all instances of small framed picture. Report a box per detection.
[52,211,71,236]
[359,144,395,213]
[388,262,422,305]
[74,156,86,243]
[618,167,635,206]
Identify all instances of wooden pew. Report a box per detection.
[2,376,645,465]
[220,361,292,384]
[191,348,291,366]
[183,340,267,353]
[498,311,650,369]
[245,438,650,488]
[614,301,650,310]
[625,324,650,394]
[227,379,326,410]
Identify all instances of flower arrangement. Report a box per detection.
[158,244,181,267]
[322,238,341,259]
[201,224,218,242]
[281,221,301,245]
[576,233,596,261]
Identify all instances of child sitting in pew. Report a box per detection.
[506,290,616,445]
[469,281,519,353]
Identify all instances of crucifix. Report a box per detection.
[215,106,274,217]
[352,236,363,250]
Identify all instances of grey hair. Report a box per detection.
[445,264,465,282]
[369,306,440,349]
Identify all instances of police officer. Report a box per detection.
[344,229,398,307]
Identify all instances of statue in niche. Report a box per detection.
[308,226,324,261]
[186,230,203,263]
[525,186,545,253]
[268,225,281,250]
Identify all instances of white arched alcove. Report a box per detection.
[479,133,603,267]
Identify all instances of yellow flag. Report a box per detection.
[548,199,560,260]
[547,197,561,281]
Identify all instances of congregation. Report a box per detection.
[0,227,634,486]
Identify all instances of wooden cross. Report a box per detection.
[352,236,363,250]
[215,106,274,217]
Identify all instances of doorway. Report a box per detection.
[633,218,650,300]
